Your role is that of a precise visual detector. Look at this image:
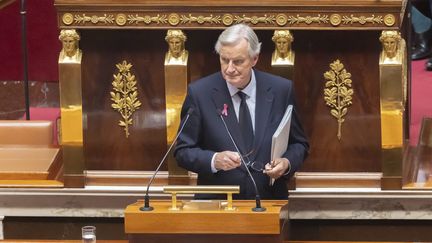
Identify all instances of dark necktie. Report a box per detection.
[237,91,254,152]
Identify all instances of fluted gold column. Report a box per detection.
[58,29,85,188]
[164,29,189,183]
[379,30,407,189]
[270,30,295,80]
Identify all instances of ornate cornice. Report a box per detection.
[58,11,398,29]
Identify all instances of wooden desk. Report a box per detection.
[125,199,287,243]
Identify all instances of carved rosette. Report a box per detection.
[323,60,354,140]
[110,61,142,138]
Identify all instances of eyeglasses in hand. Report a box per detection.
[241,150,265,172]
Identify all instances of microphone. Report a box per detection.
[217,109,266,212]
[140,107,194,211]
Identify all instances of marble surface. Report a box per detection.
[2,186,432,220]
[288,188,432,220]
[0,186,173,218]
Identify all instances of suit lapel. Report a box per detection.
[252,72,274,161]
[211,75,248,154]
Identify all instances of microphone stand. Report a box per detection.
[218,113,266,212]
[20,0,30,120]
[140,108,193,211]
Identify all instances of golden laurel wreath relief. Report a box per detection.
[323,59,354,141]
[110,61,142,138]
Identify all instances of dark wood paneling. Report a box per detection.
[292,30,382,172]
[256,30,382,173]
[80,29,382,173]
[82,29,166,170]
[81,29,222,171]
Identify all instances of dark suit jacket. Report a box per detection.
[174,69,309,199]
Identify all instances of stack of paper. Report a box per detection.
[269,105,293,185]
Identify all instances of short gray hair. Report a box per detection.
[215,24,261,58]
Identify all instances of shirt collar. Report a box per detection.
[226,70,256,98]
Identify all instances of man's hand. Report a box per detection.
[264,158,290,179]
[214,151,241,171]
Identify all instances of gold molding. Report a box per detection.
[62,12,394,28]
[74,14,114,24]
[288,14,329,25]
[323,60,354,140]
[341,14,383,25]
[110,61,142,138]
[234,14,276,25]
[128,14,168,25]
[181,14,221,24]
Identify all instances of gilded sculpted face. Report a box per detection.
[275,37,290,57]
[62,36,78,57]
[382,37,398,58]
[168,37,184,58]
[219,38,258,89]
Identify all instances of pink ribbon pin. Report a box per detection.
[222,103,228,116]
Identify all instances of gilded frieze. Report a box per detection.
[341,14,383,25]
[127,14,168,25]
[180,14,221,25]
[74,14,114,24]
[287,14,329,25]
[62,12,395,28]
[234,14,276,25]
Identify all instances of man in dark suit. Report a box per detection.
[174,24,309,199]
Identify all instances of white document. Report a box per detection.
[269,105,293,185]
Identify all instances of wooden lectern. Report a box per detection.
[124,200,287,243]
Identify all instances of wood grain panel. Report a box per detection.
[79,28,382,173]
[80,30,222,171]
[125,200,283,234]
[292,30,382,172]
[81,29,166,170]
